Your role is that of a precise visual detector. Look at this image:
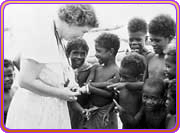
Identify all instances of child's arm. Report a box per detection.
[113,99,142,128]
[90,72,120,90]
[107,82,143,92]
[85,64,98,83]
[68,101,84,113]
[88,83,113,98]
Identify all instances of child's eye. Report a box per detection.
[136,38,142,42]
[150,38,161,43]
[142,95,148,99]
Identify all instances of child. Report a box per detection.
[4,59,15,124]
[113,52,146,129]
[166,79,176,129]
[147,14,176,79]
[66,38,92,129]
[127,17,152,58]
[66,38,92,87]
[80,33,120,129]
[114,77,167,129]
[164,40,176,80]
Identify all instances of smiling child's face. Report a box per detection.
[142,85,163,111]
[149,34,170,55]
[69,48,87,69]
[128,31,146,54]
[4,66,14,90]
[95,43,110,65]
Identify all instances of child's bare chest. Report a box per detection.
[148,56,165,79]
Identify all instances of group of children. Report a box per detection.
[4,13,176,129]
[65,14,176,129]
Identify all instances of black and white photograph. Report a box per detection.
[3,3,177,129]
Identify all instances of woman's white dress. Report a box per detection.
[6,5,77,129]
[6,63,74,129]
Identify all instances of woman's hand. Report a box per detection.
[60,88,80,102]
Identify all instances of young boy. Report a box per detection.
[148,14,176,79]
[112,52,146,129]
[114,77,167,129]
[4,59,15,124]
[66,38,92,129]
[80,33,120,129]
[166,79,176,129]
[127,17,152,58]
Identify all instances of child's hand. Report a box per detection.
[81,109,91,120]
[113,99,125,114]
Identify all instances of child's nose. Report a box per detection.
[146,99,153,104]
[76,54,82,58]
[4,76,10,81]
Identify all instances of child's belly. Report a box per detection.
[90,95,112,107]
[119,89,141,116]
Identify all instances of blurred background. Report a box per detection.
[4,4,176,64]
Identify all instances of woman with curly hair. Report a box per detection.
[6,4,98,129]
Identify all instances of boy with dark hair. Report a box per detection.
[80,33,120,129]
[147,14,176,79]
[114,77,167,129]
[66,38,92,129]
[109,18,152,95]
[114,52,146,129]
[127,17,151,57]
[4,59,15,124]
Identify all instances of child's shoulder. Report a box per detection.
[90,63,100,70]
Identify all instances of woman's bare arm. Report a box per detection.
[19,59,80,101]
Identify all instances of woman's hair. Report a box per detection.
[121,52,146,78]
[66,38,89,57]
[58,4,98,28]
[95,33,120,56]
[149,14,176,41]
[128,17,147,34]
